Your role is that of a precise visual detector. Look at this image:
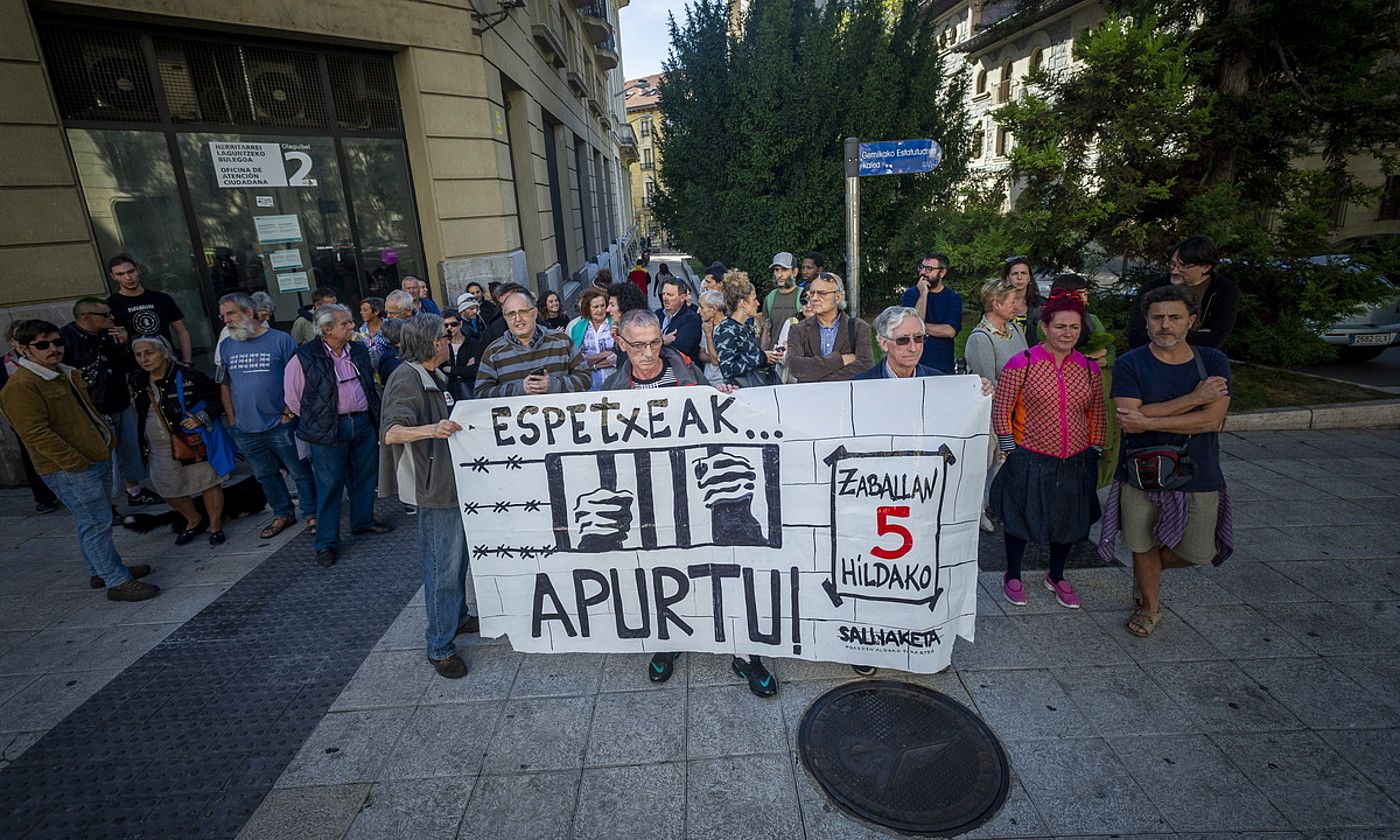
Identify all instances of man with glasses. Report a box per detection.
[857,307,997,390]
[0,319,160,601]
[474,289,591,398]
[599,310,783,696]
[385,289,417,321]
[284,304,393,568]
[61,298,162,508]
[785,272,873,382]
[900,252,963,373]
[1126,236,1239,350]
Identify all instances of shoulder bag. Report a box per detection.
[1123,348,1207,492]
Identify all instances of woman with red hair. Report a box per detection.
[989,292,1106,609]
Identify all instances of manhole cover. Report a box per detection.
[798,680,1008,835]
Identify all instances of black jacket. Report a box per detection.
[1128,273,1240,350]
[655,305,703,361]
[60,322,132,414]
[440,336,482,399]
[130,363,222,464]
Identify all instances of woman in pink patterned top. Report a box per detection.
[988,293,1106,609]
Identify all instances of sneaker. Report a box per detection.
[428,654,468,679]
[1043,574,1081,609]
[35,500,60,515]
[90,564,151,590]
[852,665,877,677]
[107,579,160,602]
[1002,577,1028,606]
[732,656,778,698]
[979,513,995,533]
[648,652,679,683]
[126,487,164,506]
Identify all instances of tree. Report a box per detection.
[993,0,1400,363]
[654,0,971,311]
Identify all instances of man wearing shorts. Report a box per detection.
[1102,285,1233,637]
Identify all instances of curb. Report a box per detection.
[1226,398,1400,432]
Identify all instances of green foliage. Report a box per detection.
[976,3,1399,366]
[654,0,970,311]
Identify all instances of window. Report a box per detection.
[640,116,652,137]
[975,68,988,96]
[971,125,985,160]
[642,147,654,170]
[1028,47,1044,75]
[997,60,1013,103]
[995,126,1011,157]
[1379,176,1400,220]
[643,179,656,207]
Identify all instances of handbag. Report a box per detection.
[173,368,236,474]
[1123,348,1207,492]
[734,366,779,388]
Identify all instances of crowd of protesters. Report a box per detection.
[0,237,1235,684]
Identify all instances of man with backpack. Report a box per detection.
[761,252,804,350]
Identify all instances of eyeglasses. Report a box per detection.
[1167,259,1201,271]
[799,297,810,305]
[807,289,838,298]
[885,334,926,346]
[503,307,535,321]
[1004,255,1028,264]
[620,336,662,352]
[27,338,66,350]
[918,263,947,272]
[443,321,460,329]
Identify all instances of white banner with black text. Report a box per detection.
[447,377,990,673]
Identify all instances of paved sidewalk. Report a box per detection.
[1,429,1398,839]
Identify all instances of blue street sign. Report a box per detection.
[857,138,943,177]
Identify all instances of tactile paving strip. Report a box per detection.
[0,501,421,840]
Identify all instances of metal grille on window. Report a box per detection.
[327,53,403,132]
[39,25,159,122]
[157,39,327,128]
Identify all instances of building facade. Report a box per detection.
[932,0,1399,239]
[0,0,637,483]
[623,73,663,248]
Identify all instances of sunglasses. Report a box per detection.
[886,334,926,346]
[443,321,460,328]
[1004,255,1029,264]
[27,338,66,350]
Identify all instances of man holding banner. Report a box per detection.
[601,309,779,696]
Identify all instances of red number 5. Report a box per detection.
[871,505,913,560]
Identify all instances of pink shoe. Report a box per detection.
[1043,575,1081,609]
[1002,577,1028,606]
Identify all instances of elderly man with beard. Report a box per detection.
[217,293,317,539]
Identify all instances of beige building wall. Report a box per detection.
[0,0,637,484]
[626,104,662,245]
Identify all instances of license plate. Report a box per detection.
[1351,333,1395,346]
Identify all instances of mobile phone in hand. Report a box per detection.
[530,368,547,377]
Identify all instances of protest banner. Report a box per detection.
[447,378,990,673]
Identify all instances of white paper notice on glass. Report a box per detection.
[268,250,303,271]
[276,271,310,293]
[211,142,288,188]
[254,214,302,246]
[255,195,275,208]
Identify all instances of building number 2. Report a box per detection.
[871,505,913,560]
[284,151,317,187]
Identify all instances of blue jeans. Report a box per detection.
[41,460,132,587]
[107,406,148,496]
[308,414,378,551]
[418,505,474,660]
[230,423,317,520]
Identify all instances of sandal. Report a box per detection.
[259,516,296,540]
[1126,609,1164,638]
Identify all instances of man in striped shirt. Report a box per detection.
[474,289,591,398]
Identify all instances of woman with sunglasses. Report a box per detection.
[1003,256,1043,342]
[0,320,161,600]
[438,312,481,400]
[130,335,230,546]
[989,293,1105,609]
